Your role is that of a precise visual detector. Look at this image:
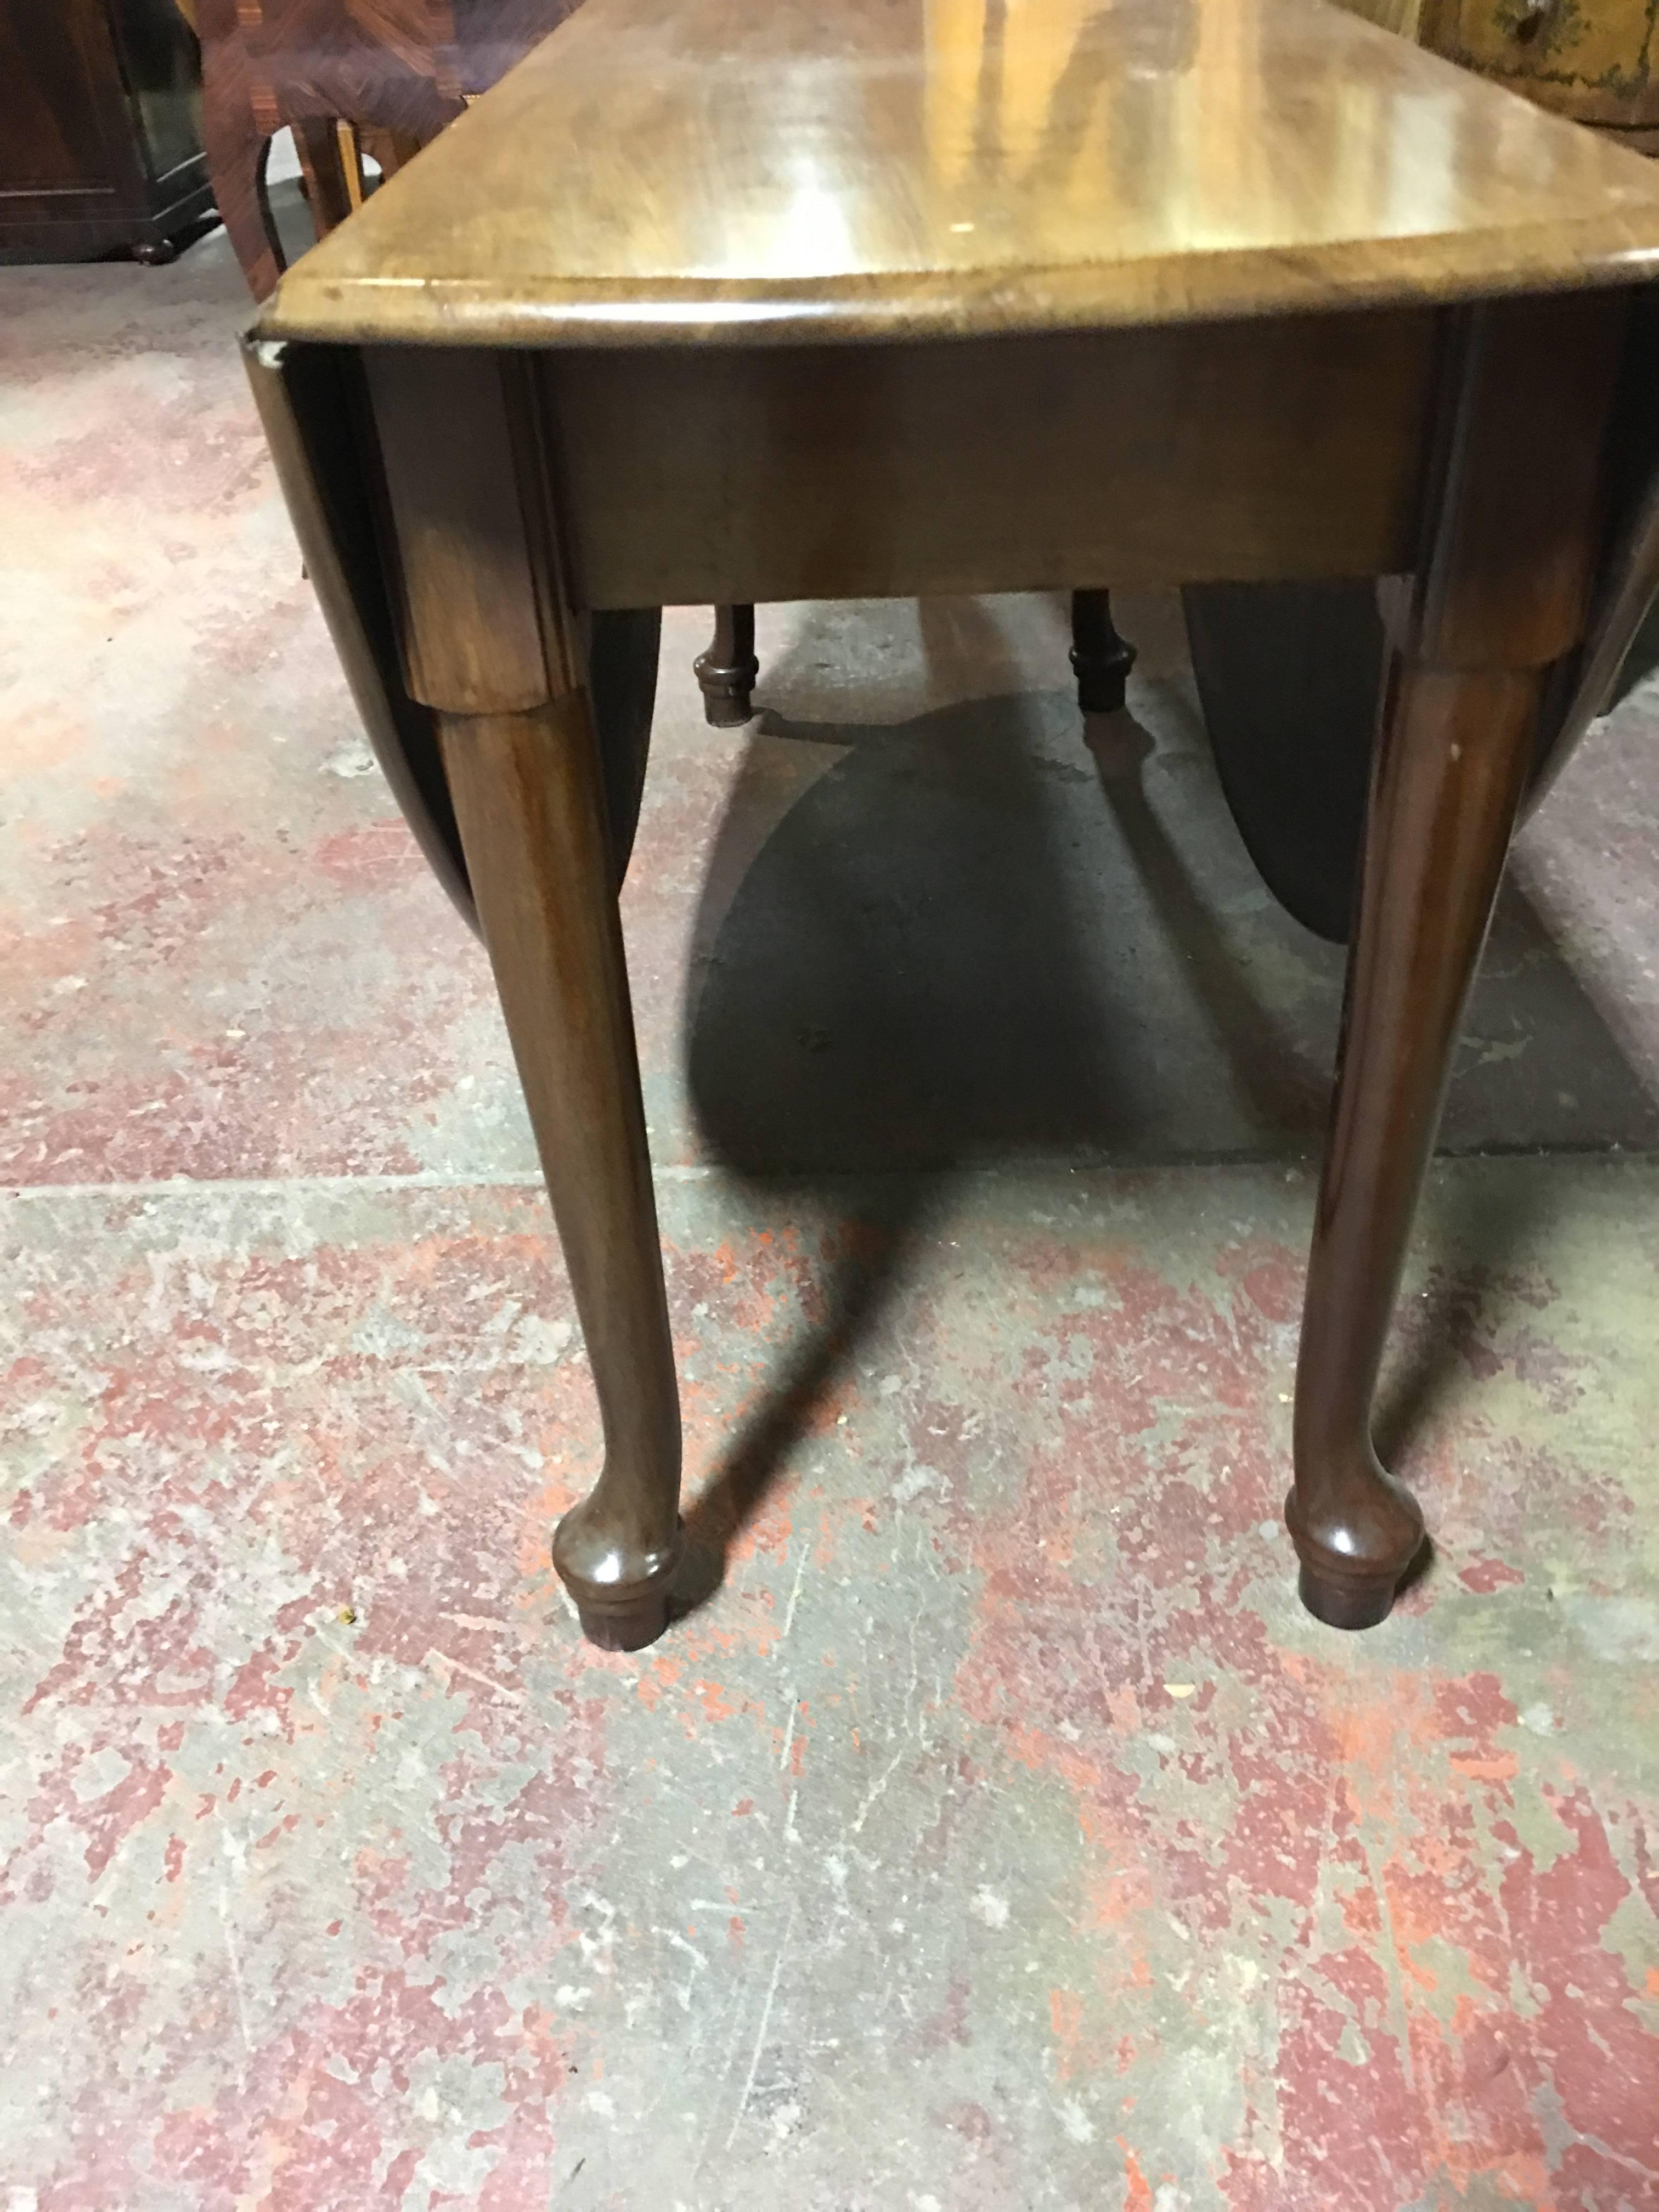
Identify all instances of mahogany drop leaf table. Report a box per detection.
[246,0,1659,1647]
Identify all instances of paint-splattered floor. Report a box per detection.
[1,219,1656,2212]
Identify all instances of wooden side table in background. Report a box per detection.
[246,0,1659,1649]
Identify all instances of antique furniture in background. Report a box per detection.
[0,0,212,263]
[192,0,567,304]
[1342,0,1659,150]
[247,0,1659,1648]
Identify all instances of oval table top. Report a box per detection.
[261,0,1659,351]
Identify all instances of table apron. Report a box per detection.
[541,309,1440,610]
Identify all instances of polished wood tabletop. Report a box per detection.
[247,0,1659,1649]
[263,0,1659,348]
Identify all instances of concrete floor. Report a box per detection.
[1,217,1657,2212]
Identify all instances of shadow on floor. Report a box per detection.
[673,599,1659,1605]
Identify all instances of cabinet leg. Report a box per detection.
[439,700,683,1650]
[695,603,759,726]
[1070,589,1136,715]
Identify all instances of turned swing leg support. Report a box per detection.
[1287,292,1625,1627]
[1070,588,1136,714]
[695,602,759,725]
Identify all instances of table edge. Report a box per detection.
[257,219,1659,351]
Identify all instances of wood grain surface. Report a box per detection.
[543,312,1438,605]
[259,0,1659,349]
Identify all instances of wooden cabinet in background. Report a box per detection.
[0,0,213,263]
[1340,0,1659,146]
